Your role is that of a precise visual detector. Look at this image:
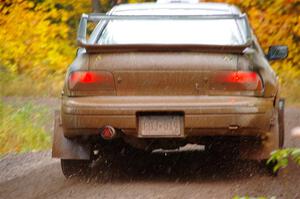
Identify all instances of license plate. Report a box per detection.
[138,115,183,137]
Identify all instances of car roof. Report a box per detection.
[110,2,242,15]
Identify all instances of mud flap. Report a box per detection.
[52,111,91,160]
[239,112,280,160]
[278,98,285,148]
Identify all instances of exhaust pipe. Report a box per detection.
[101,126,116,140]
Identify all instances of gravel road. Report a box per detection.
[0,100,299,199]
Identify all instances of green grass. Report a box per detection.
[0,71,63,97]
[0,101,51,154]
[267,148,300,172]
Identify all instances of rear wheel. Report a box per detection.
[261,159,279,176]
[61,159,92,178]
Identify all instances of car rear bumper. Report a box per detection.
[61,96,275,137]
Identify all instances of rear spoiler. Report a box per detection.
[77,13,252,54]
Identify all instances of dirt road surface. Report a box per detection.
[0,99,299,199]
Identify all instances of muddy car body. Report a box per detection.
[52,2,288,177]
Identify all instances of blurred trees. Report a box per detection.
[0,0,89,79]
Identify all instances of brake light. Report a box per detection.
[68,71,115,91]
[70,72,97,84]
[224,71,259,83]
[215,71,263,91]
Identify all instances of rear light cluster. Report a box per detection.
[68,71,115,91]
[214,71,263,92]
[67,70,263,94]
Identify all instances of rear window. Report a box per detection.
[96,12,249,46]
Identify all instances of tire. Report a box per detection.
[61,159,92,178]
[261,159,279,177]
[278,98,285,148]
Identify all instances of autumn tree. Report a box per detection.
[0,0,89,78]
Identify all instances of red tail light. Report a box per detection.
[68,71,115,91]
[214,71,263,92]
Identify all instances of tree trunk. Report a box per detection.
[91,0,101,13]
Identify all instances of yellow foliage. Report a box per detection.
[0,0,89,79]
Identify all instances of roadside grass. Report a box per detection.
[0,101,51,154]
[0,71,63,97]
[268,148,300,172]
[281,81,300,106]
